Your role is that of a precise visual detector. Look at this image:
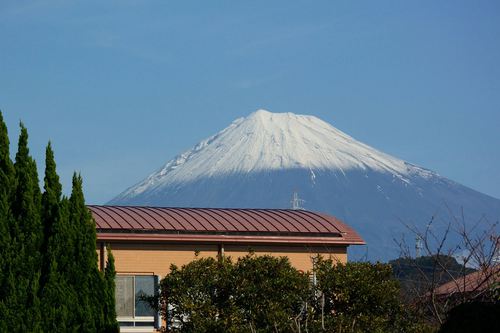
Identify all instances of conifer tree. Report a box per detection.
[67,176,119,332]
[39,259,69,332]
[7,123,43,332]
[0,111,15,330]
[40,142,63,286]
[0,111,13,264]
[0,117,118,331]
[13,124,42,236]
[69,173,101,332]
[39,143,76,331]
[103,246,120,333]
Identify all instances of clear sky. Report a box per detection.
[1,0,499,204]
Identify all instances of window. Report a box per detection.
[115,275,159,329]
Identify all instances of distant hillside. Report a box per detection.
[390,255,476,298]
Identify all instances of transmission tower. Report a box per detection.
[415,235,423,258]
[291,191,305,210]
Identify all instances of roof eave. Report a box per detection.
[96,232,366,246]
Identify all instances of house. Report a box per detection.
[89,205,365,332]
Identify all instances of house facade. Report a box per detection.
[90,205,364,332]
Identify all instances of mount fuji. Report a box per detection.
[109,110,500,260]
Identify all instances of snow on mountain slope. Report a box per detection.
[109,110,500,260]
[117,109,431,199]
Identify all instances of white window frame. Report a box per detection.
[116,274,158,330]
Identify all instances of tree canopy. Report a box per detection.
[156,253,425,333]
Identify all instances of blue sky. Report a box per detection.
[1,0,499,204]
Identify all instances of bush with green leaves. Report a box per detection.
[158,253,431,333]
[312,257,432,333]
[160,256,241,333]
[233,254,310,332]
[159,254,309,333]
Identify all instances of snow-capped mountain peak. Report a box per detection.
[109,109,500,261]
[125,110,424,198]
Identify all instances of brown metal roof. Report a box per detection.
[433,266,500,296]
[89,205,365,246]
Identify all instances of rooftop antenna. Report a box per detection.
[291,190,305,210]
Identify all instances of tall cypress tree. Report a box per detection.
[39,143,75,331]
[13,123,42,237]
[104,246,120,333]
[0,117,117,331]
[0,111,14,267]
[68,176,118,332]
[40,142,63,287]
[0,111,15,331]
[8,123,43,332]
[69,173,101,332]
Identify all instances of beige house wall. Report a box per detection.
[99,242,219,277]
[97,241,348,333]
[97,241,347,276]
[224,244,346,272]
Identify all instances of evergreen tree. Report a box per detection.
[39,259,70,332]
[13,123,42,238]
[0,116,117,331]
[40,142,63,286]
[69,173,103,332]
[0,111,13,269]
[103,246,120,333]
[0,111,15,331]
[6,123,43,332]
[39,143,76,331]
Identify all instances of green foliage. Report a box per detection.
[233,254,310,332]
[0,111,14,247]
[103,247,120,333]
[69,174,98,332]
[39,143,78,332]
[39,259,72,332]
[0,113,118,332]
[68,174,119,333]
[0,111,14,327]
[5,122,44,332]
[160,254,309,333]
[159,253,431,333]
[161,256,242,332]
[313,258,423,333]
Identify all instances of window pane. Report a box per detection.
[135,276,155,317]
[116,276,134,317]
[135,321,155,326]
